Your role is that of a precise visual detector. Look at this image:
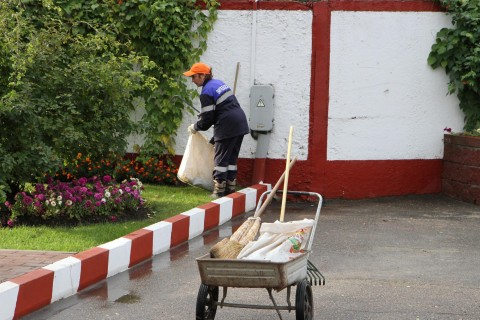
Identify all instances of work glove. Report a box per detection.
[188,124,197,135]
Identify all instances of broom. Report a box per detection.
[209,156,297,259]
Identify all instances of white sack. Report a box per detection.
[177,132,214,191]
[237,219,315,262]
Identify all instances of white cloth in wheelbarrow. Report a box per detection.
[237,219,315,262]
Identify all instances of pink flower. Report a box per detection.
[103,175,112,183]
[110,215,118,222]
[7,219,14,228]
[444,127,452,133]
[36,194,46,201]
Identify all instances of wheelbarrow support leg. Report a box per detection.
[220,286,228,308]
[286,286,292,311]
[267,288,283,320]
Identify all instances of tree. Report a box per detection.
[0,0,218,204]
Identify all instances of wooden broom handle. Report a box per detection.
[253,156,297,218]
[280,126,294,222]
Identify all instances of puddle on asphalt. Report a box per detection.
[114,293,141,304]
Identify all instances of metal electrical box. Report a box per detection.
[250,85,274,132]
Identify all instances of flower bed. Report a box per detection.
[3,176,148,227]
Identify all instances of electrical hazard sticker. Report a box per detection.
[257,99,265,107]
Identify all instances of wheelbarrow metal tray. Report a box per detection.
[196,252,309,290]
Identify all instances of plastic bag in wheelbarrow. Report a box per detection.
[237,218,315,262]
[177,132,214,191]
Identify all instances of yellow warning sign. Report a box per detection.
[257,99,265,107]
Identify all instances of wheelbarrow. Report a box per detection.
[195,190,325,320]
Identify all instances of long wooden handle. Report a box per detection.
[254,156,297,218]
[233,62,240,95]
[280,126,294,222]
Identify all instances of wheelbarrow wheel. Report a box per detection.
[295,279,314,320]
[196,284,219,320]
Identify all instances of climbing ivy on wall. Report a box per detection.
[428,0,480,132]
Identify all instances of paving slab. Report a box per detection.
[0,250,75,284]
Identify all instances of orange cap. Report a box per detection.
[183,62,211,76]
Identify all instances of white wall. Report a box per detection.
[174,10,313,160]
[328,11,464,161]
[135,9,464,163]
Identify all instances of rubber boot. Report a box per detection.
[225,179,237,195]
[211,180,226,199]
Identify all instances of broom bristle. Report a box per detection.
[209,217,262,259]
[239,218,261,245]
[210,239,244,259]
[209,238,230,258]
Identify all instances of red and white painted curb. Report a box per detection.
[0,183,269,320]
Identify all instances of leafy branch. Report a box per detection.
[428,0,480,132]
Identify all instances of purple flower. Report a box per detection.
[35,184,45,193]
[94,193,103,200]
[95,201,102,207]
[77,177,88,186]
[444,127,452,133]
[4,201,11,209]
[22,196,34,206]
[84,200,93,208]
[103,175,112,183]
[110,215,118,222]
[7,219,14,228]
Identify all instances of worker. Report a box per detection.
[183,62,249,198]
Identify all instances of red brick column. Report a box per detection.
[442,134,480,205]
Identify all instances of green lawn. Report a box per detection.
[0,184,211,252]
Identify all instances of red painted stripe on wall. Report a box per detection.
[259,158,442,198]
[310,2,331,196]
[211,0,441,12]
[12,269,54,319]
[203,0,310,10]
[74,247,109,291]
[329,0,442,12]
[124,229,154,268]
[324,159,443,199]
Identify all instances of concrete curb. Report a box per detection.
[0,183,269,320]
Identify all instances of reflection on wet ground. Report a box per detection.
[28,214,247,316]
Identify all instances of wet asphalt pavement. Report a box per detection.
[24,194,480,320]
